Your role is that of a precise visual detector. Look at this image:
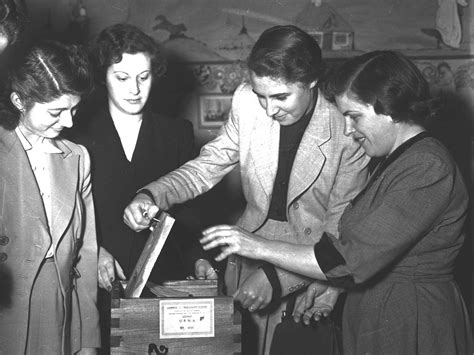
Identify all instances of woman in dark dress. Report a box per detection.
[71,23,216,352]
[201,51,473,354]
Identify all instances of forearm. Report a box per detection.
[259,239,327,280]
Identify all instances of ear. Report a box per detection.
[10,92,24,112]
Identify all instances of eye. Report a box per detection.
[274,95,288,101]
[116,75,128,82]
[49,111,62,118]
[138,73,150,82]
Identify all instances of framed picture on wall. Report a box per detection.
[198,94,232,129]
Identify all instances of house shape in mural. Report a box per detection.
[295,0,354,50]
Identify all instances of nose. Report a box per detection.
[129,78,140,95]
[344,116,355,137]
[60,111,74,129]
[265,99,279,117]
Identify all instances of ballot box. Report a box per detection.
[109,211,241,354]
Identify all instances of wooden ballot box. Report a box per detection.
[109,211,241,354]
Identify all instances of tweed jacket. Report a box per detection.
[0,127,100,354]
[143,82,369,294]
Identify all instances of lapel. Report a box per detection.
[288,92,331,204]
[47,139,78,247]
[0,127,50,247]
[248,109,280,199]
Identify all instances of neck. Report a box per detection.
[108,102,143,123]
[391,123,425,154]
[17,123,44,146]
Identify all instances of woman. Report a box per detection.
[0,41,99,354]
[124,25,369,354]
[71,23,216,352]
[201,51,473,354]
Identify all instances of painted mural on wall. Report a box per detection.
[31,0,471,62]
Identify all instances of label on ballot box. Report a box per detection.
[160,298,215,339]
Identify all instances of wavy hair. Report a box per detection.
[90,23,167,85]
[0,40,91,129]
[247,25,323,85]
[324,50,442,127]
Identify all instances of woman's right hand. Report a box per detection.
[98,246,126,291]
[123,193,159,232]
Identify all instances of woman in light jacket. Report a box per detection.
[0,40,100,354]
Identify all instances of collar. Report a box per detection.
[15,126,63,154]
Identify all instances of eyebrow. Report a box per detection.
[251,89,288,98]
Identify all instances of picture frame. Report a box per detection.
[198,93,233,129]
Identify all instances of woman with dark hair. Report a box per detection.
[124,25,369,354]
[71,23,216,352]
[0,40,99,354]
[201,50,473,354]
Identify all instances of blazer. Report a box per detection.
[72,106,205,282]
[0,127,100,354]
[142,83,370,294]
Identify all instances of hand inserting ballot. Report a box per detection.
[124,192,160,232]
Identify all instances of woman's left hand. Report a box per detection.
[193,258,219,280]
[200,225,265,261]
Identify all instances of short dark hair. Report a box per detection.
[247,25,323,85]
[91,23,166,85]
[0,0,28,47]
[325,50,440,126]
[0,40,91,129]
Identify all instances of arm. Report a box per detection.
[202,153,464,285]
[123,86,244,231]
[75,146,100,349]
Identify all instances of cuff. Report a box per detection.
[136,188,156,204]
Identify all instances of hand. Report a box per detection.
[123,193,159,232]
[233,268,273,312]
[200,225,265,261]
[98,246,126,291]
[293,284,343,325]
[193,258,218,280]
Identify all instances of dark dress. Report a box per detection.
[315,133,472,354]
[72,105,206,283]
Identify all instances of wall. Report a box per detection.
[25,0,473,313]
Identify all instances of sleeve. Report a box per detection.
[314,154,459,288]
[322,137,370,237]
[278,136,370,297]
[75,145,101,348]
[142,85,245,210]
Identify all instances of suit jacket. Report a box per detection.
[0,127,100,354]
[72,106,205,282]
[143,83,370,295]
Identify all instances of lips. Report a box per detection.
[126,98,142,104]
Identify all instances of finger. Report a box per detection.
[305,285,317,309]
[194,263,207,280]
[293,295,306,323]
[115,261,126,280]
[98,266,112,291]
[205,267,218,280]
[214,247,233,262]
[201,225,233,236]
[97,269,107,290]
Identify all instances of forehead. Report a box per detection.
[33,94,81,110]
[109,52,151,73]
[335,92,368,112]
[250,72,304,96]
